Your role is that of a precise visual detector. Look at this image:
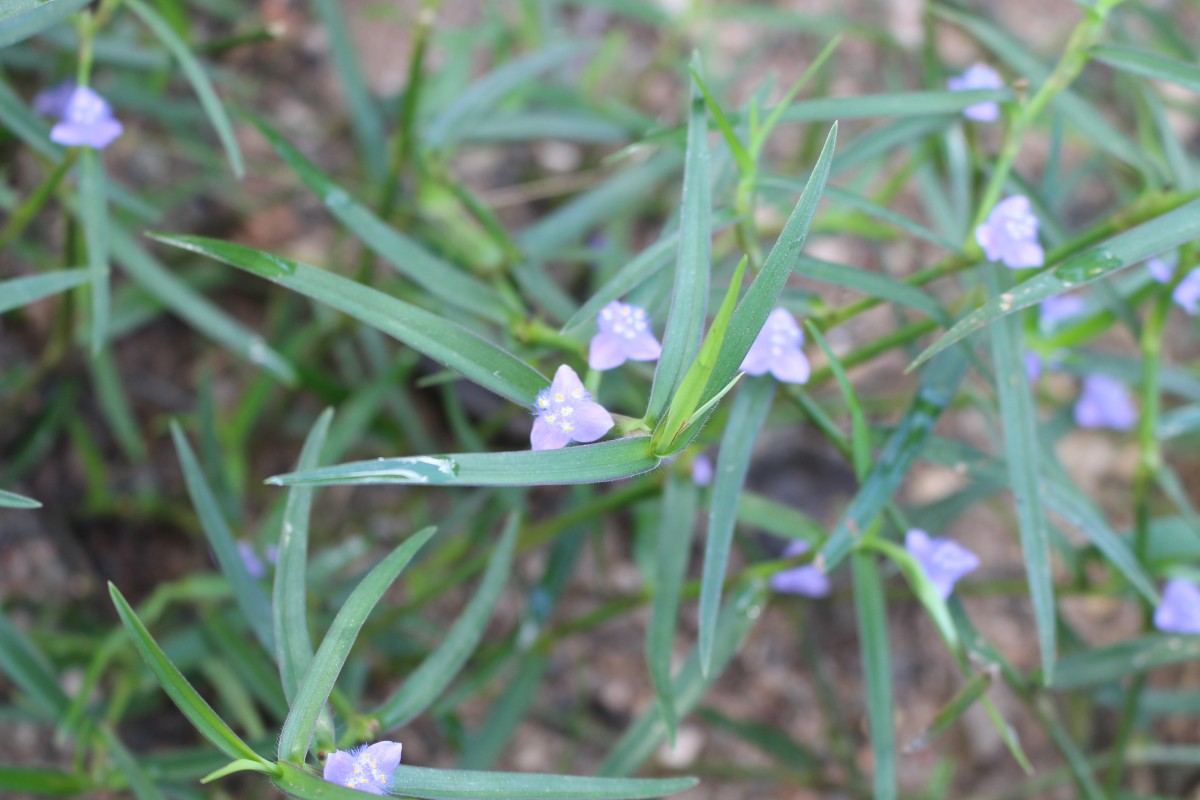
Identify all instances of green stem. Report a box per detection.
[0,151,76,253]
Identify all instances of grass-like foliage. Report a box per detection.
[3,1,1200,798]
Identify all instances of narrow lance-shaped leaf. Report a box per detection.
[108,583,267,765]
[0,0,91,49]
[1091,44,1200,95]
[0,488,41,509]
[247,114,511,324]
[273,408,334,702]
[0,269,90,316]
[819,349,968,570]
[273,761,696,800]
[698,377,776,675]
[700,124,836,406]
[647,471,699,737]
[908,196,1200,371]
[373,515,518,731]
[268,438,661,488]
[852,551,895,800]
[170,421,274,655]
[646,57,712,423]
[124,0,244,177]
[150,233,547,405]
[0,607,68,717]
[278,527,436,762]
[985,268,1055,682]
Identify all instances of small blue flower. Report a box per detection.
[1147,254,1178,284]
[905,529,979,600]
[740,308,810,384]
[588,301,661,370]
[1040,294,1085,330]
[34,80,76,118]
[237,540,266,579]
[1173,269,1200,316]
[49,86,123,149]
[1074,374,1136,431]
[769,541,830,598]
[531,365,614,451]
[975,196,1043,269]
[691,453,713,487]
[1154,579,1200,634]
[323,741,403,795]
[947,63,1004,122]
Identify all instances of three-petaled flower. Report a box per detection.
[905,529,979,600]
[530,365,614,451]
[975,196,1043,269]
[740,308,811,384]
[1074,374,1136,431]
[1154,579,1200,635]
[42,85,123,149]
[947,63,1004,122]
[769,541,830,598]
[589,301,662,370]
[323,741,403,795]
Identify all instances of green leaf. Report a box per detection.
[771,89,1010,125]
[78,148,109,355]
[985,267,1055,683]
[124,0,244,177]
[865,539,958,652]
[646,66,711,424]
[1091,44,1200,95]
[0,74,59,159]
[311,0,386,174]
[0,766,90,796]
[690,67,753,176]
[0,0,90,49]
[699,123,836,406]
[247,115,510,324]
[102,727,170,800]
[0,488,41,509]
[796,255,949,324]
[806,323,870,477]
[0,269,89,315]
[373,516,518,731]
[0,606,68,717]
[819,350,968,570]
[1051,634,1200,690]
[599,582,767,777]
[647,471,699,737]
[561,227,682,334]
[170,421,274,654]
[267,438,660,488]
[852,551,895,800]
[150,233,547,405]
[908,197,1200,371]
[108,583,267,764]
[273,409,334,703]
[277,527,436,762]
[273,761,695,800]
[425,42,583,150]
[654,257,747,454]
[698,377,775,675]
[112,231,296,384]
[904,671,993,754]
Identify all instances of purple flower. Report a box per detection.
[49,86,123,149]
[769,541,830,598]
[1173,268,1200,316]
[237,540,266,579]
[975,196,1043,269]
[1040,294,1085,329]
[1025,351,1042,382]
[1148,254,1178,284]
[530,365,614,451]
[947,63,1004,122]
[740,308,810,384]
[905,529,979,600]
[34,80,77,118]
[1154,579,1200,635]
[691,453,713,486]
[1074,374,1136,431]
[588,301,662,370]
[323,741,403,795]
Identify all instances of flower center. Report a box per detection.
[537,386,590,435]
[344,752,387,791]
